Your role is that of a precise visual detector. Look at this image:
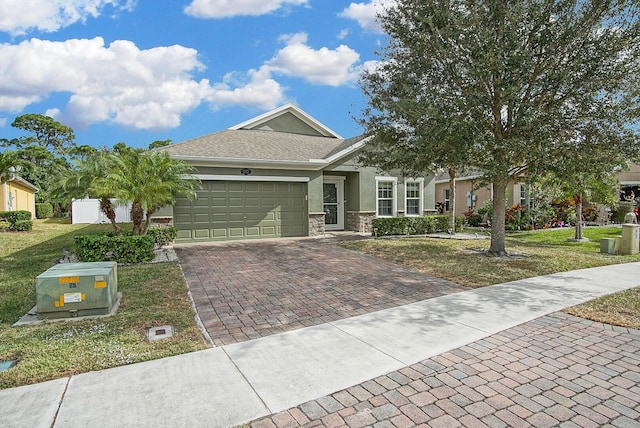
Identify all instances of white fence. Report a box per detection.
[71,198,132,224]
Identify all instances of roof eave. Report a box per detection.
[171,155,327,171]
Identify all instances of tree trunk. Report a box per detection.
[448,167,456,234]
[131,201,144,235]
[575,194,583,240]
[142,208,156,236]
[489,177,508,255]
[99,197,122,235]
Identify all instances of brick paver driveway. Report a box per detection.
[176,235,465,346]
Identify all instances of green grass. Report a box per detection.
[0,219,208,390]
[341,226,640,328]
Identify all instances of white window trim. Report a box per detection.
[404,178,424,217]
[375,176,398,217]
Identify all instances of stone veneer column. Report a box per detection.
[308,213,326,236]
[346,211,376,234]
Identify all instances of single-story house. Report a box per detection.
[160,104,436,242]
[0,175,38,219]
[436,164,640,219]
[434,170,528,217]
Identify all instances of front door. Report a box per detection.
[323,177,344,230]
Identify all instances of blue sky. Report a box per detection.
[0,0,391,149]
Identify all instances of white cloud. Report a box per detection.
[0,0,136,35]
[207,69,286,110]
[264,33,361,86]
[0,37,209,130]
[337,29,351,40]
[184,0,308,19]
[0,37,292,130]
[339,0,394,33]
[0,32,366,131]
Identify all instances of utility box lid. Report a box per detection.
[36,261,117,320]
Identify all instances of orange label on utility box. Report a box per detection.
[59,276,80,284]
[95,281,107,288]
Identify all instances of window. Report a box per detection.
[519,183,530,208]
[443,189,450,212]
[405,180,423,216]
[376,178,397,217]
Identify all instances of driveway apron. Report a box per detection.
[176,237,466,346]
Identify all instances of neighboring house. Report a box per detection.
[0,175,38,219]
[618,164,640,203]
[434,170,529,217]
[160,104,436,242]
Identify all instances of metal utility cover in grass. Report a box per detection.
[148,325,174,341]
[0,360,16,372]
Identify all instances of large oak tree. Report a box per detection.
[359,0,640,254]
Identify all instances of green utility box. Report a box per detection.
[36,261,117,320]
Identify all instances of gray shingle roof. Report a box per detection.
[161,129,365,163]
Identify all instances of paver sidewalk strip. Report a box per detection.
[53,348,269,428]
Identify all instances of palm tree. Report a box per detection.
[105,148,199,235]
[51,151,122,234]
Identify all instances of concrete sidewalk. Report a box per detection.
[2,263,640,428]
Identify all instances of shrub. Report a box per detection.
[582,204,599,222]
[0,211,33,232]
[74,234,155,263]
[611,201,633,224]
[0,220,9,231]
[10,220,33,232]
[372,215,463,236]
[147,227,177,246]
[0,210,31,223]
[35,203,54,219]
[466,213,483,227]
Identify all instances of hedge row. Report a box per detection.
[372,215,463,236]
[74,227,177,263]
[35,203,54,219]
[105,227,177,247]
[74,235,155,263]
[0,210,33,232]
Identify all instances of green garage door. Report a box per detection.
[174,181,308,242]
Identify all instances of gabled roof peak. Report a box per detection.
[229,104,343,139]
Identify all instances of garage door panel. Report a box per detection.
[245,197,260,207]
[212,229,227,238]
[209,182,225,192]
[189,229,210,239]
[229,227,245,237]
[175,180,308,242]
[193,213,211,223]
[261,226,276,236]
[228,182,243,192]
[260,183,275,192]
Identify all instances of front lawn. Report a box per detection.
[341,226,640,328]
[0,219,208,390]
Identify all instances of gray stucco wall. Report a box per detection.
[253,112,325,136]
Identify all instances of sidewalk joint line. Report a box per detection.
[49,376,71,428]
[329,321,408,367]
[222,347,273,415]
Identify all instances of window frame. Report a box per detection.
[376,177,398,217]
[404,179,424,217]
[443,188,451,212]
